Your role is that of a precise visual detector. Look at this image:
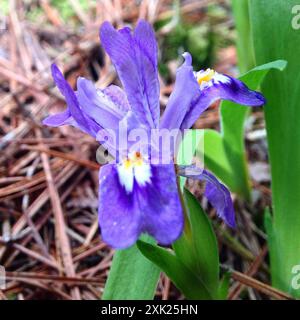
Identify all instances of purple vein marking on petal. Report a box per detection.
[98,162,184,248]
[98,164,142,249]
[134,20,160,128]
[99,21,160,129]
[138,164,184,245]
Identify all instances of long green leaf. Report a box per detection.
[218,272,231,300]
[264,209,280,288]
[137,240,212,300]
[102,236,160,300]
[231,0,255,73]
[200,61,286,200]
[250,0,300,297]
[138,190,222,299]
[173,188,219,297]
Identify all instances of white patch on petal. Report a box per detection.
[117,152,152,193]
[117,160,134,193]
[213,73,231,85]
[134,162,152,187]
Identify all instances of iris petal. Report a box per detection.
[98,164,142,249]
[43,64,100,137]
[140,164,184,245]
[160,52,265,130]
[160,53,200,130]
[178,165,235,228]
[103,85,130,113]
[43,109,72,127]
[98,163,184,249]
[180,71,266,130]
[99,20,160,129]
[76,77,124,130]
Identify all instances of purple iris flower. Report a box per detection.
[43,20,265,249]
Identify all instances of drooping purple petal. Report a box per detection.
[98,164,142,249]
[99,20,160,129]
[178,165,235,228]
[43,109,72,127]
[202,170,235,228]
[160,53,200,130]
[180,73,266,130]
[43,110,91,135]
[98,163,184,249]
[43,64,100,137]
[140,164,184,245]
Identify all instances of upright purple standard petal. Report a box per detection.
[98,163,183,249]
[180,71,266,130]
[99,20,160,128]
[178,166,235,228]
[160,53,200,130]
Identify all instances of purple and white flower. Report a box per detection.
[43,20,265,249]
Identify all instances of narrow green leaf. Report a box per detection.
[137,240,213,300]
[232,0,255,73]
[264,209,282,289]
[102,235,160,300]
[250,0,300,297]
[173,188,219,297]
[200,60,287,200]
[218,272,231,300]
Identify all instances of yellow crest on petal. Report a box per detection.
[123,158,132,169]
[197,68,215,86]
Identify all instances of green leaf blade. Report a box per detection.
[173,189,219,297]
[232,0,255,74]
[102,236,160,300]
[250,0,300,297]
[137,240,213,300]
